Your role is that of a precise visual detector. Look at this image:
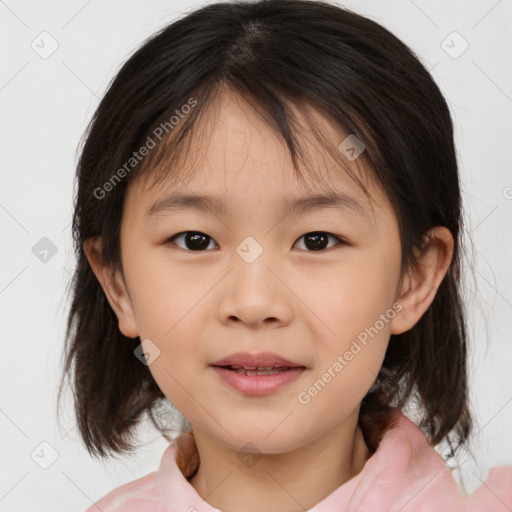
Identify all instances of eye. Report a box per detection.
[293,231,346,251]
[166,231,346,252]
[167,231,219,251]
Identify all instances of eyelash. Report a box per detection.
[165,231,348,252]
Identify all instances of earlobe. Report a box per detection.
[390,227,454,335]
[83,237,139,338]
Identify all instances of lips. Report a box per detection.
[211,351,305,370]
[210,352,306,395]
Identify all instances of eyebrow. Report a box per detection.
[146,190,372,223]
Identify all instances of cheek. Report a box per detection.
[125,248,207,337]
[127,256,208,418]
[293,250,401,347]
[310,251,401,400]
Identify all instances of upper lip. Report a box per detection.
[211,351,305,369]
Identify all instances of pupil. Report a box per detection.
[183,232,329,251]
[306,232,328,251]
[186,232,210,251]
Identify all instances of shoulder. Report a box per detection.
[83,434,198,512]
[359,410,512,511]
[84,470,160,512]
[465,465,512,511]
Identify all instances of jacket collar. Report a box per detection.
[155,409,455,511]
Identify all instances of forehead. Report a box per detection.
[124,91,386,225]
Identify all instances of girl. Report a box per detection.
[58,0,512,510]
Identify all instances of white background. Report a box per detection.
[1,0,511,510]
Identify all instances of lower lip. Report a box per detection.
[211,366,305,395]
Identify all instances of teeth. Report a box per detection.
[229,365,287,370]
[230,366,290,376]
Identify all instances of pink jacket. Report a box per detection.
[85,411,512,511]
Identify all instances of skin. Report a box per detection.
[84,90,454,512]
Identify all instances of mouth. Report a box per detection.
[209,351,307,395]
[210,351,305,370]
[210,363,306,395]
[216,364,300,375]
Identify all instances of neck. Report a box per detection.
[188,410,371,512]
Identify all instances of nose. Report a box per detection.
[215,253,294,329]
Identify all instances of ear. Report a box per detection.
[83,237,139,338]
[390,226,454,335]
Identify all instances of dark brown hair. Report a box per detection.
[57,0,473,461]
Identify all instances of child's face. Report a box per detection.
[116,93,404,453]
